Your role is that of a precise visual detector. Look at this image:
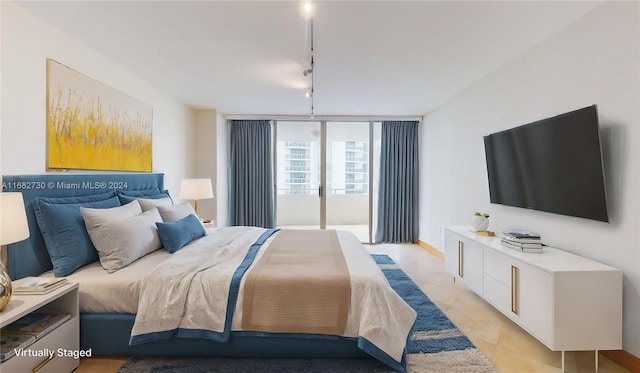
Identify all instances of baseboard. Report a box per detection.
[416,240,444,260]
[601,350,640,372]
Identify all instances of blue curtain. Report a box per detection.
[229,120,275,228]
[375,121,419,243]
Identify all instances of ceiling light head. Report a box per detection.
[303,1,314,16]
[303,68,313,77]
[305,91,313,98]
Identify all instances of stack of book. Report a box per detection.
[501,231,543,252]
[1,312,71,361]
[0,333,36,361]
[13,277,67,294]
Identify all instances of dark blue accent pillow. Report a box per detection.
[33,191,121,277]
[156,214,206,253]
[117,189,171,205]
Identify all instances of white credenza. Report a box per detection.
[444,226,622,368]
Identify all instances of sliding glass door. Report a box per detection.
[274,121,322,229]
[274,121,379,243]
[325,122,370,242]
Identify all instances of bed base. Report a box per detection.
[81,313,367,358]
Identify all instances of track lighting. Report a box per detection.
[304,1,315,118]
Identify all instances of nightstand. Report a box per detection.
[0,281,79,373]
[203,220,216,228]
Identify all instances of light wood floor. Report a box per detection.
[75,243,629,372]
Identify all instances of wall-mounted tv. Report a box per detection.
[483,105,609,222]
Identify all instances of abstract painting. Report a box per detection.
[47,59,152,171]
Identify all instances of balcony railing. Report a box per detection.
[277,188,367,195]
[276,191,369,226]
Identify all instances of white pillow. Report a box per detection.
[81,200,142,225]
[138,197,173,212]
[157,202,198,222]
[81,206,162,273]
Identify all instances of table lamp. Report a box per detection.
[179,178,213,218]
[0,192,30,311]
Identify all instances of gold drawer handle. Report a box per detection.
[458,241,464,278]
[511,265,519,315]
[32,354,55,373]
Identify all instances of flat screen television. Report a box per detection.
[483,105,609,222]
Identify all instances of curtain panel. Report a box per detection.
[229,120,275,228]
[375,121,419,243]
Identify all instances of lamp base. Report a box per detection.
[0,260,12,311]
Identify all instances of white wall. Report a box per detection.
[216,114,229,227]
[191,109,229,226]
[193,110,217,222]
[0,3,195,194]
[420,1,639,357]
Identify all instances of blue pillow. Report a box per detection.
[33,192,121,276]
[156,214,206,253]
[117,189,171,205]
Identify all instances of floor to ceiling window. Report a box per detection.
[274,120,380,243]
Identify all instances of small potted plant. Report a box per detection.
[472,212,490,231]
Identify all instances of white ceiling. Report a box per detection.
[16,1,603,117]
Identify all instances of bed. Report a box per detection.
[3,173,416,372]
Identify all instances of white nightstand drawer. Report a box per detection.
[1,316,79,373]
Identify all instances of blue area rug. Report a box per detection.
[370,255,494,372]
[371,253,397,265]
[117,255,494,372]
[371,254,476,354]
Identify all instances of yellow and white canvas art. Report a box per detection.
[47,59,153,172]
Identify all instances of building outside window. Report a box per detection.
[277,140,368,195]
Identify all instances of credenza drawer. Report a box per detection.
[483,273,511,317]
[483,245,512,285]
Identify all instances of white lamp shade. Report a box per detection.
[0,192,30,245]
[179,178,214,200]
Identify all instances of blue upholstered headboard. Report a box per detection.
[2,173,164,279]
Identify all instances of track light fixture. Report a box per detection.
[303,0,315,118]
